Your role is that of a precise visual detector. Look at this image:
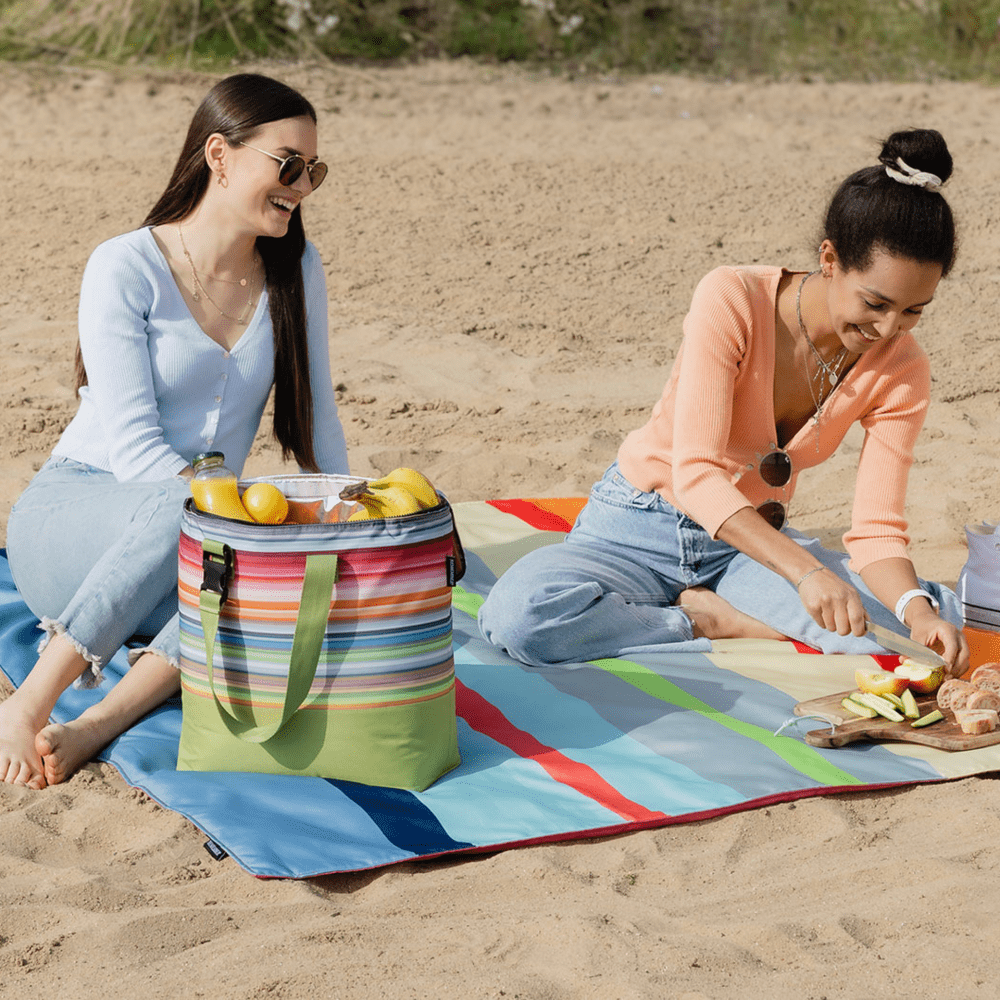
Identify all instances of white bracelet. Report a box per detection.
[895,588,939,626]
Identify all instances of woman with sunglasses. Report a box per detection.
[480,128,969,676]
[1,74,346,789]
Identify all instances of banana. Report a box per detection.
[338,467,440,517]
[343,484,422,520]
[371,485,423,516]
[368,467,439,509]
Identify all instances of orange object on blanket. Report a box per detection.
[962,625,1000,678]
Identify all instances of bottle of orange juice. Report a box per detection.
[190,452,252,521]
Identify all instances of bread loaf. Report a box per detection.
[968,689,1000,713]
[969,663,1000,694]
[937,678,976,713]
[954,709,999,735]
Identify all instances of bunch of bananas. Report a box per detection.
[340,467,440,521]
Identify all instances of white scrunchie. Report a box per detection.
[884,156,943,192]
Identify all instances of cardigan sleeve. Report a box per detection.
[301,243,350,475]
[843,340,930,571]
[76,239,190,481]
[668,267,762,534]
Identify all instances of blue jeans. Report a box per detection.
[478,462,961,667]
[6,456,191,686]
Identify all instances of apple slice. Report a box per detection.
[894,659,945,695]
[855,667,909,698]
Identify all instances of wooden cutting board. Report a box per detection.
[793,690,1000,751]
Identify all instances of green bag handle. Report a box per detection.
[199,541,339,745]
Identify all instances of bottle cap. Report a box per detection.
[192,451,225,467]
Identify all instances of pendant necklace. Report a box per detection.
[795,270,850,449]
[178,226,257,326]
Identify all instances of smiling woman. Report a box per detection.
[0,74,349,790]
[479,128,970,679]
[239,140,329,191]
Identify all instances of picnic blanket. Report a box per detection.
[3,497,998,879]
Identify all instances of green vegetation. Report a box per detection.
[1,0,999,78]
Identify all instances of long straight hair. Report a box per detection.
[75,73,321,471]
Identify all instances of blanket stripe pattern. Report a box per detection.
[3,497,998,878]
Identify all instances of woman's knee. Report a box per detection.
[8,475,189,621]
[479,570,603,667]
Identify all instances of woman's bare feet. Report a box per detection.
[679,586,787,641]
[0,632,93,789]
[32,651,180,787]
[0,693,50,789]
[35,717,110,786]
[1,640,179,790]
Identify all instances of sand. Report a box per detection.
[2,58,1000,998]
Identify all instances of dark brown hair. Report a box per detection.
[823,128,957,277]
[75,73,322,471]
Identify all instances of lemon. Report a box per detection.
[242,482,289,524]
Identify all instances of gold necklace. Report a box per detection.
[795,271,849,424]
[178,226,257,325]
[795,270,853,453]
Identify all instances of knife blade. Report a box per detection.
[865,618,948,668]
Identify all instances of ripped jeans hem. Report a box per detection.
[38,617,104,689]
[127,646,180,671]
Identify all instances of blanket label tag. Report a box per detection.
[204,839,229,861]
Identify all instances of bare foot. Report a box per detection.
[0,695,49,789]
[678,586,787,641]
[35,717,110,787]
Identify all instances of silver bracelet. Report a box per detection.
[796,566,826,588]
[895,588,939,626]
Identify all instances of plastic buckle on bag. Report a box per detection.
[201,540,234,607]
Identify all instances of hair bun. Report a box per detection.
[878,128,953,186]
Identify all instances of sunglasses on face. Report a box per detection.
[239,142,328,191]
[756,448,792,531]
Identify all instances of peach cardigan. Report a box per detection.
[617,266,930,572]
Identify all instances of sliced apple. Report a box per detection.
[855,667,909,698]
[893,659,945,695]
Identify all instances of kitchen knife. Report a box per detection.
[865,618,948,668]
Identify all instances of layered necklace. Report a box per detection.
[795,270,850,439]
[178,226,259,326]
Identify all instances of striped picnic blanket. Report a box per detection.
[2,498,997,878]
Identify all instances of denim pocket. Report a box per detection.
[589,467,662,511]
[45,456,102,476]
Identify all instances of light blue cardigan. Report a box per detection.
[53,227,349,480]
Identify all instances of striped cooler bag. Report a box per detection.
[176,475,462,790]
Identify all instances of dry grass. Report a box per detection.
[0,0,289,65]
[1,0,999,77]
